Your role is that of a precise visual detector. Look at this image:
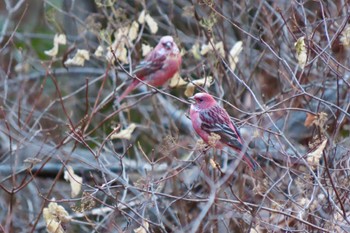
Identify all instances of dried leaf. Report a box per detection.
[215,41,225,57]
[169,73,187,88]
[307,139,327,168]
[191,42,201,60]
[229,41,243,71]
[184,76,213,97]
[142,44,153,57]
[195,138,207,151]
[294,37,307,69]
[208,132,221,147]
[184,84,195,98]
[304,113,316,127]
[64,166,82,197]
[134,222,149,233]
[64,49,90,66]
[200,41,212,55]
[94,45,104,57]
[44,34,67,57]
[110,123,136,140]
[23,157,42,165]
[128,21,139,42]
[304,112,328,129]
[209,159,217,169]
[145,14,158,34]
[43,201,70,233]
[314,112,328,128]
[106,41,128,64]
[340,24,350,48]
[138,10,146,24]
[200,40,224,56]
[115,26,129,39]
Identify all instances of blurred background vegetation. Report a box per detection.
[1,0,350,232]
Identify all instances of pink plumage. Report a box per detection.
[189,93,258,171]
[117,36,182,102]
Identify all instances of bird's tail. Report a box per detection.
[243,152,259,171]
[116,80,139,103]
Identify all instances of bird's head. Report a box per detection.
[188,92,217,110]
[158,36,180,55]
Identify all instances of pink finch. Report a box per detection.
[117,35,182,102]
[189,92,259,171]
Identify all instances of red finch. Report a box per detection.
[117,35,182,102]
[189,92,258,171]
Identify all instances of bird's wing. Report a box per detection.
[200,105,243,150]
[132,51,167,79]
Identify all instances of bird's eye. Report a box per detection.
[198,98,203,102]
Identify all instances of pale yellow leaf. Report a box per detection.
[200,40,224,56]
[106,41,128,64]
[209,159,217,169]
[43,201,70,233]
[111,123,136,140]
[184,84,195,97]
[229,41,243,71]
[138,10,146,24]
[307,139,327,168]
[193,76,213,86]
[64,166,83,197]
[191,42,201,60]
[184,76,213,97]
[169,73,187,88]
[115,26,129,39]
[44,34,66,57]
[94,45,104,57]
[200,42,212,55]
[64,49,90,66]
[215,41,225,57]
[142,44,153,57]
[145,14,158,34]
[44,43,58,57]
[128,21,139,42]
[340,24,350,48]
[55,34,67,45]
[294,36,307,69]
[46,220,64,233]
[134,222,149,233]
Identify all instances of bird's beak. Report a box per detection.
[165,41,172,49]
[188,96,196,104]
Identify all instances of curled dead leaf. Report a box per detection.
[208,132,221,147]
[304,113,316,127]
[64,165,82,197]
[64,49,90,66]
[43,201,70,233]
[110,123,136,140]
[200,40,224,56]
[169,73,187,88]
[229,41,243,71]
[307,139,327,168]
[44,34,67,57]
[128,21,139,42]
[191,42,201,60]
[340,24,350,48]
[294,37,307,69]
[138,10,146,24]
[134,221,149,233]
[94,45,104,57]
[209,158,218,169]
[142,44,153,57]
[184,76,213,97]
[145,14,158,34]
